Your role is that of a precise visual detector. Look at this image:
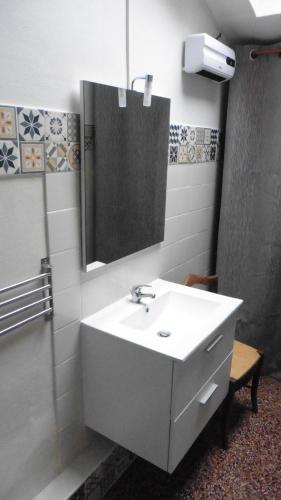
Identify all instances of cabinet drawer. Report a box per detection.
[171,313,236,419]
[168,352,231,473]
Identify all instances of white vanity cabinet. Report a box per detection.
[81,312,237,473]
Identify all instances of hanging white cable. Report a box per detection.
[126,0,130,89]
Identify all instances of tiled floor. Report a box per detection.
[103,377,281,499]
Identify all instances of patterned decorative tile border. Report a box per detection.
[70,446,136,500]
[0,104,81,176]
[168,123,222,165]
[0,104,222,176]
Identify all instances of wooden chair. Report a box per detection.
[183,273,264,449]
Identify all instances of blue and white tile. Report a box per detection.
[21,143,45,172]
[45,142,66,172]
[0,106,17,140]
[67,113,80,142]
[45,142,57,172]
[195,144,205,163]
[0,140,20,175]
[67,143,80,171]
[186,144,196,163]
[56,143,69,171]
[204,128,211,145]
[186,127,196,145]
[179,125,188,145]
[168,144,178,164]
[204,145,211,162]
[210,145,216,161]
[169,124,180,145]
[17,107,45,142]
[45,111,67,142]
[178,145,188,164]
[211,128,218,145]
[196,128,205,145]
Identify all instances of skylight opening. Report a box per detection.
[249,0,281,17]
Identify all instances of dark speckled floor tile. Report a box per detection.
[104,377,281,500]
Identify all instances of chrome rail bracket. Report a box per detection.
[41,257,54,320]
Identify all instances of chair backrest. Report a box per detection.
[183,273,218,293]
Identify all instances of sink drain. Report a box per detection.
[157,330,171,338]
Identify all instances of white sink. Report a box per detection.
[82,278,243,472]
[82,278,242,362]
[121,290,220,330]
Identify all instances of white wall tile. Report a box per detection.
[58,424,95,469]
[57,384,83,431]
[55,356,81,398]
[163,207,214,247]
[0,214,47,287]
[47,208,80,254]
[167,163,218,189]
[51,249,81,294]
[0,176,47,287]
[0,175,45,219]
[45,173,80,212]
[161,251,211,284]
[0,175,59,500]
[81,244,161,318]
[165,183,216,218]
[53,286,81,331]
[81,265,129,318]
[161,230,212,275]
[125,244,161,291]
[0,320,58,500]
[54,321,81,365]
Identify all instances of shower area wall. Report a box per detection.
[217,44,281,377]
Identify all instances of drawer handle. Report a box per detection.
[205,334,224,352]
[198,382,218,405]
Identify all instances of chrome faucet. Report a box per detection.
[130,285,156,311]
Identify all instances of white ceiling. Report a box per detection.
[205,0,281,43]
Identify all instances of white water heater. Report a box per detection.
[183,33,235,83]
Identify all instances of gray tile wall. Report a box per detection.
[0,153,220,499]
[0,176,59,500]
[161,162,218,283]
[45,172,100,468]
[44,157,219,478]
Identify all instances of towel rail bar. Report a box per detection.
[0,258,53,338]
[0,308,53,337]
[0,296,52,322]
[0,272,51,294]
[0,285,51,308]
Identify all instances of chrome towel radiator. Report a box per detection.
[0,258,53,337]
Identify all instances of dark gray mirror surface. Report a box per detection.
[80,81,170,269]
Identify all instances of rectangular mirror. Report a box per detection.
[80,81,170,271]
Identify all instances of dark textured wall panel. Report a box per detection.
[216,44,281,375]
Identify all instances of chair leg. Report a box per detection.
[222,383,235,449]
[251,353,264,413]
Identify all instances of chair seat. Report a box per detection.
[182,273,264,449]
[230,340,261,381]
